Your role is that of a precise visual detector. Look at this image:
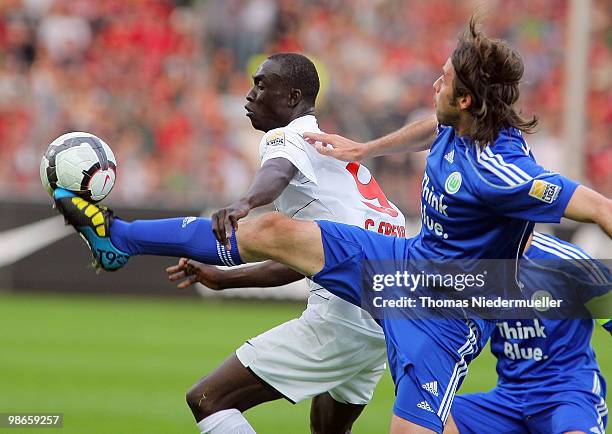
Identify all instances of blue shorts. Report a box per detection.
[452,381,608,434]
[312,220,495,433]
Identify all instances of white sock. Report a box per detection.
[197,409,256,434]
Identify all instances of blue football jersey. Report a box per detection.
[411,126,579,261]
[491,232,611,390]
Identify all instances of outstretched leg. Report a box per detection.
[233,213,325,275]
[53,188,324,275]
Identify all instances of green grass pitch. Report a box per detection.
[0,293,609,433]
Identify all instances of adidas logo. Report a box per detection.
[182,216,197,228]
[444,149,455,164]
[417,401,434,413]
[422,381,439,396]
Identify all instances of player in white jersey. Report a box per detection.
[166,53,405,434]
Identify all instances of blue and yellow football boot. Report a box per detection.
[53,188,129,271]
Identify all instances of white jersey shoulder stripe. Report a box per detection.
[473,143,534,187]
[533,233,608,283]
[475,147,520,186]
[484,147,532,182]
[531,238,605,285]
[527,240,606,286]
[532,234,607,284]
[481,151,525,184]
[531,240,573,260]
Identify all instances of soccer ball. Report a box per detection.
[40,132,117,203]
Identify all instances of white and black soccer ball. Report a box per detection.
[40,132,117,203]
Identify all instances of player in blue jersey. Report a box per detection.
[52,18,612,433]
[445,232,610,434]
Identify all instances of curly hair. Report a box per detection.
[450,17,538,145]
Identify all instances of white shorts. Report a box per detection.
[235,299,387,405]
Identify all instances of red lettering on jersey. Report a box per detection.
[346,162,399,217]
[375,221,406,238]
[365,219,375,230]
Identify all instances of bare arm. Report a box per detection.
[563,185,612,238]
[302,113,437,161]
[212,158,298,248]
[166,258,303,290]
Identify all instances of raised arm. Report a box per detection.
[303,113,437,161]
[563,185,612,238]
[212,158,298,248]
[166,258,303,290]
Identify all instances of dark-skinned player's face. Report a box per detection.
[245,59,292,132]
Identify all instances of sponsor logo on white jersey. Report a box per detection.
[422,381,439,396]
[265,131,285,147]
[417,401,434,412]
[444,149,455,164]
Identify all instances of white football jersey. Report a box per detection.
[258,115,406,336]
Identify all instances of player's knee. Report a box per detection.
[185,377,224,418]
[185,382,206,414]
[254,212,289,235]
[243,212,291,250]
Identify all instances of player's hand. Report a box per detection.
[211,199,250,250]
[303,132,367,162]
[166,258,226,290]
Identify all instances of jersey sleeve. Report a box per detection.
[472,129,579,223]
[258,128,318,184]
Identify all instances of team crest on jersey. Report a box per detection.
[444,171,462,195]
[531,290,553,312]
[266,131,285,147]
[528,180,561,204]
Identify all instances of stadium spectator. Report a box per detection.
[0,0,609,209]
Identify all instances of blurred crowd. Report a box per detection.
[0,0,610,214]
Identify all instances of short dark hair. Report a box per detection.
[451,17,538,145]
[268,53,320,105]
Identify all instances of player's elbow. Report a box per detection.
[595,196,612,238]
[584,194,612,238]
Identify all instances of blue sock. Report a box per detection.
[110,217,243,266]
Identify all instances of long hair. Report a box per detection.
[450,17,538,145]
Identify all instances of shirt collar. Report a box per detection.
[286,114,318,132]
